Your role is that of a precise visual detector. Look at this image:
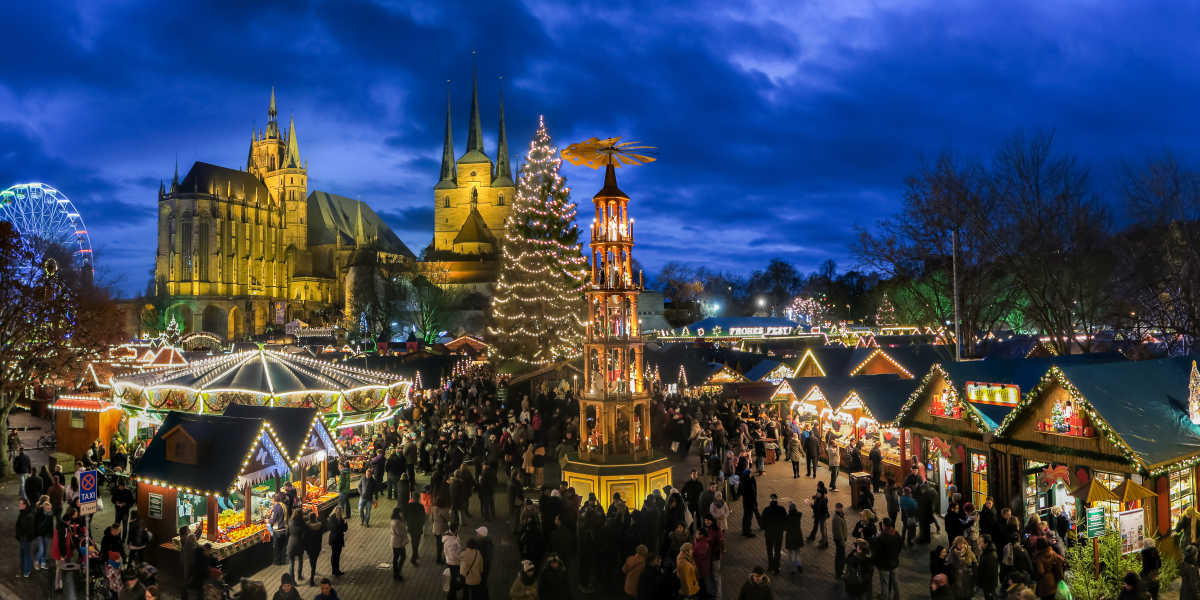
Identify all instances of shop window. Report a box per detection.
[970,452,989,509]
[1170,468,1194,529]
[929,387,962,419]
[1036,396,1095,436]
[70,411,85,429]
[1094,470,1124,525]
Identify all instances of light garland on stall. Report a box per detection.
[849,348,914,378]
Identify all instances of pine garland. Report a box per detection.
[487,116,587,368]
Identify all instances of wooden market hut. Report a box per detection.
[49,394,122,460]
[991,357,1200,540]
[828,376,920,483]
[222,405,340,504]
[132,413,289,551]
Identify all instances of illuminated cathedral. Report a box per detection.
[153,90,414,338]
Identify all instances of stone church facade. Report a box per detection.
[153,90,413,339]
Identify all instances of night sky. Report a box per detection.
[3,1,1199,297]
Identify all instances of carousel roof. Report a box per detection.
[112,347,408,397]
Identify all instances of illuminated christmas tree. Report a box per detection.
[487,116,587,368]
[875,292,897,327]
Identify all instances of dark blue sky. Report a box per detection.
[3,1,1199,297]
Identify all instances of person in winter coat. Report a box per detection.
[760,494,788,574]
[784,503,805,574]
[930,573,955,600]
[871,518,903,600]
[1179,544,1200,600]
[884,480,900,526]
[740,473,760,537]
[1031,538,1064,600]
[948,535,978,600]
[638,553,674,600]
[302,509,327,586]
[736,567,774,600]
[623,545,648,598]
[709,492,730,533]
[843,539,874,600]
[273,573,303,600]
[326,507,348,577]
[787,437,803,479]
[832,503,848,578]
[460,538,484,599]
[700,515,726,600]
[287,510,307,582]
[389,507,408,581]
[676,543,700,599]
[33,498,53,570]
[1119,572,1145,600]
[827,441,842,491]
[15,498,35,577]
[510,559,539,600]
[977,534,1000,600]
[1142,537,1163,600]
[868,445,883,492]
[403,493,426,565]
[539,553,572,600]
[808,486,830,548]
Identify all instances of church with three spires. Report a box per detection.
[424,72,515,291]
[152,89,414,338]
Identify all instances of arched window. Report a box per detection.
[443,196,450,208]
[497,195,504,206]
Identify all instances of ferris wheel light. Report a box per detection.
[0,182,95,275]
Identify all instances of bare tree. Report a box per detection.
[1116,154,1200,354]
[983,132,1115,355]
[855,153,1017,357]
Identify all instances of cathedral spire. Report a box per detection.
[355,201,364,248]
[436,87,457,189]
[266,87,280,138]
[284,116,301,169]
[460,59,489,162]
[171,157,179,191]
[493,82,513,187]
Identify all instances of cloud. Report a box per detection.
[1,1,1198,295]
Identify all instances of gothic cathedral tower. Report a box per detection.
[431,72,514,256]
[248,87,309,250]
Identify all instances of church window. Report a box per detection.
[470,171,476,177]
[497,195,504,206]
[443,197,450,208]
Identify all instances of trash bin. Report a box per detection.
[849,472,872,510]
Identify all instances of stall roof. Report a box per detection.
[133,412,289,495]
[744,359,784,382]
[837,376,921,424]
[780,374,903,410]
[1030,357,1200,470]
[645,344,725,387]
[222,405,335,465]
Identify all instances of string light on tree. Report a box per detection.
[487,116,588,368]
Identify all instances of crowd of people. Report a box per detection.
[10,370,1193,599]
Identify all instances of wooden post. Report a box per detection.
[300,462,307,502]
[320,458,328,494]
[1093,536,1099,576]
[243,482,251,527]
[206,495,218,541]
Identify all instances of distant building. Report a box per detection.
[637,291,671,332]
[424,73,515,294]
[153,90,413,338]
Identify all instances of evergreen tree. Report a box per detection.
[875,292,897,327]
[488,116,587,368]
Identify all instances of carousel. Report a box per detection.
[110,346,412,446]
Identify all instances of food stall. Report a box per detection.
[991,358,1200,541]
[829,376,916,483]
[132,412,290,576]
[223,405,341,513]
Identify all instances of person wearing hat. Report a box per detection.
[509,559,538,600]
[117,568,145,600]
[843,538,874,600]
[273,573,302,600]
[760,493,788,574]
[736,566,773,600]
[461,538,485,600]
[476,525,495,587]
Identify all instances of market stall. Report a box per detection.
[223,405,341,512]
[991,357,1200,540]
[49,394,122,459]
[132,412,290,573]
[829,376,917,484]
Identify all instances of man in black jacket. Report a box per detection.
[760,493,788,574]
[740,473,760,537]
[681,470,704,520]
[385,450,405,500]
[403,493,426,565]
[803,430,821,478]
[871,518,903,600]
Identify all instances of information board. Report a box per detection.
[1118,508,1146,554]
[1085,506,1105,538]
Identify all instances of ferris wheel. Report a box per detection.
[0,182,94,275]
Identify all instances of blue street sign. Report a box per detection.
[79,470,98,515]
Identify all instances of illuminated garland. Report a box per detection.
[487,115,588,368]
